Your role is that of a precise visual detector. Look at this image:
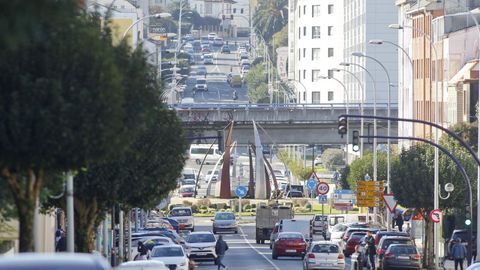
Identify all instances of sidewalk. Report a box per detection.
[443,259,468,270]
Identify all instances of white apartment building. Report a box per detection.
[343,0,398,105]
[288,0,345,103]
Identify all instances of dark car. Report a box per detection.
[375,230,409,245]
[272,232,307,260]
[342,228,371,243]
[344,232,367,256]
[382,244,421,270]
[376,236,414,269]
[221,45,231,53]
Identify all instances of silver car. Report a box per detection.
[303,241,345,270]
[212,212,238,234]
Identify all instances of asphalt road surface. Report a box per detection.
[183,38,250,104]
[192,218,352,270]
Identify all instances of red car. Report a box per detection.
[179,186,195,197]
[344,232,367,256]
[272,232,307,260]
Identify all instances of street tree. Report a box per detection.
[253,0,288,42]
[346,151,389,189]
[0,1,153,251]
[320,148,345,171]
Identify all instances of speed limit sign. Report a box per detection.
[316,182,330,195]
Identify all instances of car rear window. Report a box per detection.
[196,79,206,84]
[152,246,184,257]
[170,208,192,216]
[187,233,216,243]
[279,233,303,240]
[312,244,339,253]
[382,239,412,249]
[315,216,327,221]
[391,246,417,254]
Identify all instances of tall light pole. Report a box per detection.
[318,75,349,165]
[352,52,392,230]
[389,23,441,266]
[331,68,365,156]
[369,39,414,149]
[340,62,378,218]
[121,13,172,40]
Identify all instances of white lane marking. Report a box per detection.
[239,227,281,270]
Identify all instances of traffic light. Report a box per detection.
[338,116,347,137]
[465,211,472,226]
[352,130,360,152]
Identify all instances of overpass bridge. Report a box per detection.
[171,103,398,145]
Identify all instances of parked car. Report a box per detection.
[168,207,195,231]
[221,45,231,53]
[382,244,421,270]
[376,236,414,269]
[193,78,208,92]
[0,253,111,270]
[212,212,238,234]
[272,232,308,260]
[303,241,345,270]
[150,244,190,270]
[184,232,217,262]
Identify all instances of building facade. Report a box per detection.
[288,0,345,103]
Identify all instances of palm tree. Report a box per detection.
[253,0,288,42]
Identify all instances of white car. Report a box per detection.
[303,241,345,270]
[168,207,195,231]
[328,223,351,243]
[184,231,217,262]
[117,260,169,270]
[130,236,174,260]
[151,244,189,270]
[206,169,219,183]
[208,32,217,40]
[203,53,214,65]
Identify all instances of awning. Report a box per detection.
[448,60,479,86]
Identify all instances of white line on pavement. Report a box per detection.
[239,227,280,270]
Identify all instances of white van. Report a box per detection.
[168,206,195,231]
[189,144,222,165]
[325,214,373,240]
[279,219,312,241]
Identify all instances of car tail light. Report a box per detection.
[338,254,345,260]
[308,253,315,259]
[412,253,421,260]
[385,252,394,258]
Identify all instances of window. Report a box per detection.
[299,6,301,17]
[233,8,236,13]
[303,70,306,79]
[298,48,301,60]
[328,69,334,78]
[298,27,301,39]
[303,5,306,15]
[303,26,306,36]
[298,70,301,81]
[303,48,306,58]
[240,8,244,14]
[328,48,334,57]
[328,91,334,101]
[312,48,321,60]
[205,2,212,15]
[312,70,320,82]
[312,26,321,39]
[303,91,306,101]
[312,5,321,17]
[312,92,321,103]
[328,26,333,36]
[328,4,333,14]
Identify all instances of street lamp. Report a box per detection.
[318,75,350,165]
[369,39,414,149]
[121,13,172,40]
[352,52,393,230]
[331,68,365,156]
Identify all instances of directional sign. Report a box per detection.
[429,209,443,223]
[382,194,398,213]
[318,195,328,204]
[307,179,317,190]
[235,186,248,198]
[316,182,330,195]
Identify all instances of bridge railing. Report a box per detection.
[170,102,398,110]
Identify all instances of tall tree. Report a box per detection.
[346,151,389,189]
[320,149,346,171]
[0,1,151,251]
[253,0,288,42]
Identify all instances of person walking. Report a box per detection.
[215,235,229,270]
[396,214,404,232]
[55,231,67,252]
[365,231,376,270]
[135,241,148,260]
[452,238,467,270]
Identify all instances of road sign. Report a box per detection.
[307,179,317,190]
[235,186,248,198]
[334,203,354,211]
[382,194,398,213]
[318,195,328,204]
[316,182,330,195]
[364,174,371,181]
[429,209,443,223]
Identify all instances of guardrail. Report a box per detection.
[170,103,398,110]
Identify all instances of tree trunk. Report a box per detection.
[424,219,435,270]
[74,197,99,252]
[2,167,43,252]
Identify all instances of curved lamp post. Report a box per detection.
[121,13,172,40]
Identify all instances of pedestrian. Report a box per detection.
[135,241,148,260]
[365,231,376,270]
[396,214,404,232]
[55,231,67,252]
[452,238,467,270]
[188,258,196,270]
[215,235,229,270]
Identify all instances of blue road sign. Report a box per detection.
[307,179,317,190]
[364,174,372,181]
[235,186,248,198]
[334,189,354,194]
[318,195,328,204]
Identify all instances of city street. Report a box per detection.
[192,218,352,270]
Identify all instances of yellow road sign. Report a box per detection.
[357,181,384,186]
[357,186,384,192]
[356,191,383,197]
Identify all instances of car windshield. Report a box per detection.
[152,246,184,257]
[170,209,192,217]
[187,233,216,243]
[196,79,206,84]
[312,244,339,253]
[390,245,417,254]
[180,186,194,192]
[215,213,235,220]
[182,180,195,185]
[332,224,349,232]
[350,233,367,239]
[382,239,412,249]
[315,215,327,221]
[183,173,195,179]
[278,233,303,240]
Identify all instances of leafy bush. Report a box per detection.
[292,199,309,207]
[182,200,193,206]
[196,198,211,208]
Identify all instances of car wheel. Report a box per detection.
[272,252,278,260]
[213,230,216,234]
[235,230,238,234]
[256,239,260,244]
